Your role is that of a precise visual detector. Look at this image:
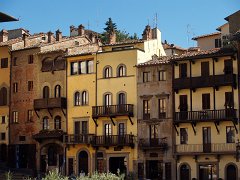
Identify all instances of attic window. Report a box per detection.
[42,36,46,40]
[75,41,79,46]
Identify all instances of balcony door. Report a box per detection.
[104,94,112,114]
[104,123,112,145]
[179,95,188,120]
[201,61,209,77]
[150,125,158,146]
[118,93,126,113]
[203,127,211,153]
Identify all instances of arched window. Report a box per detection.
[74,92,81,106]
[82,91,88,105]
[104,93,112,106]
[118,93,126,105]
[54,116,61,129]
[53,56,65,71]
[180,164,190,180]
[43,116,49,130]
[41,58,53,72]
[54,85,61,98]
[117,64,126,77]
[0,87,7,106]
[43,86,50,98]
[104,66,112,78]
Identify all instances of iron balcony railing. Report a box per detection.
[63,134,94,144]
[92,104,134,118]
[92,134,134,147]
[139,137,168,149]
[175,143,236,154]
[174,109,237,122]
[34,97,67,110]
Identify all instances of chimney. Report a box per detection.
[78,24,85,36]
[108,30,116,44]
[0,30,8,42]
[47,31,54,43]
[22,33,29,47]
[89,32,96,43]
[56,29,62,41]
[142,25,152,40]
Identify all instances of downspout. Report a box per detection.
[236,41,240,136]
[8,46,12,151]
[95,51,99,172]
[65,56,68,175]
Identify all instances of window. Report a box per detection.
[118,93,126,105]
[0,87,7,106]
[0,133,5,140]
[12,111,18,123]
[28,55,34,64]
[43,86,50,98]
[74,92,81,106]
[42,58,53,72]
[159,99,166,118]
[180,128,188,144]
[74,121,88,134]
[54,85,61,98]
[28,81,33,91]
[104,66,112,78]
[79,61,86,74]
[143,72,150,82]
[225,92,233,108]
[105,123,112,136]
[118,123,125,136]
[224,59,233,75]
[43,117,49,130]
[87,60,94,73]
[150,125,158,139]
[226,126,235,143]
[53,57,65,71]
[143,100,150,119]
[19,136,26,141]
[159,71,166,81]
[1,116,5,124]
[54,116,61,130]
[202,93,210,110]
[82,91,88,105]
[179,63,187,78]
[117,65,126,77]
[27,110,33,122]
[1,58,8,68]
[104,93,112,106]
[13,57,17,66]
[201,62,209,77]
[70,62,78,75]
[215,38,222,48]
[13,83,18,93]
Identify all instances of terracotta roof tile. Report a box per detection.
[192,32,221,40]
[102,39,144,46]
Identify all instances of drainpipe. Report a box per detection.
[95,52,99,172]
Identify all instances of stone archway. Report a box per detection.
[179,163,191,180]
[226,163,237,180]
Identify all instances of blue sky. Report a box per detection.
[0,0,239,48]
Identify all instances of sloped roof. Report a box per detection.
[192,32,221,40]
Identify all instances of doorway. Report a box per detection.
[146,160,163,179]
[203,127,211,153]
[199,164,217,180]
[226,164,237,180]
[78,151,88,175]
[109,157,127,175]
[180,164,190,180]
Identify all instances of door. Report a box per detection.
[40,155,46,173]
[104,94,112,114]
[179,95,188,120]
[179,63,187,78]
[226,164,237,180]
[180,164,190,180]
[203,127,211,152]
[224,59,233,75]
[199,164,217,180]
[201,61,209,77]
[118,123,125,144]
[118,93,126,113]
[146,160,163,180]
[109,157,126,175]
[105,123,112,145]
[78,151,88,175]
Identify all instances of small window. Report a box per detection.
[224,59,233,75]
[19,136,26,141]
[13,83,18,93]
[159,99,166,118]
[104,93,112,106]
[104,66,112,78]
[54,85,61,98]
[1,58,8,68]
[12,111,18,123]
[70,62,78,75]
[79,61,86,74]
[180,128,188,144]
[1,133,5,140]
[28,81,33,91]
[118,123,125,136]
[215,38,222,48]
[117,65,126,77]
[143,100,150,119]
[159,71,166,81]
[179,63,187,78]
[75,41,79,46]
[226,126,235,143]
[28,55,34,64]
[225,92,233,108]
[150,125,158,139]
[42,36,46,40]
[74,92,81,106]
[202,93,210,110]
[43,86,50,98]
[143,72,150,82]
[87,60,94,74]
[54,116,61,130]
[82,91,88,105]
[13,57,17,66]
[43,117,49,130]
[27,110,33,122]
[104,123,112,136]
[0,87,7,106]
[1,116,6,124]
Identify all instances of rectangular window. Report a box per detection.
[1,58,8,68]
[13,57,17,66]
[27,110,33,122]
[79,61,86,74]
[180,128,188,144]
[159,99,166,118]
[12,111,18,123]
[1,116,5,124]
[202,93,210,109]
[215,38,222,48]
[74,121,88,134]
[105,123,112,136]
[28,55,34,64]
[13,83,18,93]
[150,125,158,139]
[70,62,78,75]
[225,92,234,108]
[143,100,150,119]
[19,136,26,141]
[28,81,33,91]
[224,59,233,75]
[82,121,88,134]
[1,133,5,140]
[179,63,187,78]
[159,71,166,81]
[143,72,150,82]
[118,123,125,136]
[87,60,94,73]
[201,61,209,77]
[226,126,235,143]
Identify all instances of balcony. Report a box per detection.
[173,74,236,90]
[34,97,67,110]
[63,134,94,144]
[92,134,134,148]
[175,143,236,154]
[174,109,237,123]
[92,104,134,118]
[139,137,168,150]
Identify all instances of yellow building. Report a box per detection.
[173,48,239,180]
[65,25,166,177]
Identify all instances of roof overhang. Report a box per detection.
[0,12,18,22]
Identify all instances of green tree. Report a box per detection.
[104,18,117,33]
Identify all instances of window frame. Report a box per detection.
[12,111,18,123]
[158,70,166,81]
[74,91,81,106]
[226,126,235,143]
[82,91,88,105]
[180,128,188,144]
[158,98,166,118]
[117,64,126,77]
[1,58,8,68]
[143,100,150,119]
